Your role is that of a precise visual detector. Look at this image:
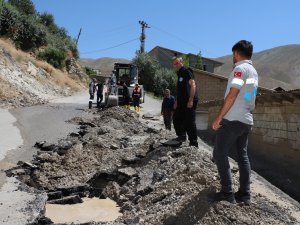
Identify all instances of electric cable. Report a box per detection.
[80,38,139,55]
[151,25,219,58]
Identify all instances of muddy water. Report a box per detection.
[45,197,122,224]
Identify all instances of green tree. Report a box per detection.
[84,67,97,77]
[132,52,160,91]
[153,68,177,97]
[195,51,203,70]
[8,0,36,16]
[39,12,55,27]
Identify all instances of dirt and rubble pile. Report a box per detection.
[9,106,299,225]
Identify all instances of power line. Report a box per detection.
[101,23,135,35]
[151,25,219,58]
[152,25,200,49]
[99,24,136,39]
[80,38,139,55]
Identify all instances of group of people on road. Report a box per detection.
[161,40,258,205]
[89,40,258,205]
[89,78,104,108]
[90,76,142,112]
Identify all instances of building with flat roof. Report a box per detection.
[148,46,223,73]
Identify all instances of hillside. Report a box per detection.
[214,44,300,90]
[78,57,130,76]
[0,38,86,108]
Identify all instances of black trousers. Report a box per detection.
[123,96,130,105]
[133,98,140,108]
[173,102,198,145]
[163,111,172,130]
[97,94,103,106]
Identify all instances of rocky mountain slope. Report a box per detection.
[0,39,86,108]
[215,44,300,90]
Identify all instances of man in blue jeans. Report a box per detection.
[212,40,258,204]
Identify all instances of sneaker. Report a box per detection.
[213,191,236,204]
[235,190,251,205]
[173,136,186,143]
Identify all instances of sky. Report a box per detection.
[31,0,300,60]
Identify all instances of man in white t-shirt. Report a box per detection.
[212,40,258,205]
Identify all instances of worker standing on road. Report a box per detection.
[120,81,130,110]
[132,83,141,112]
[96,81,104,108]
[172,57,198,147]
[212,40,258,205]
[161,89,175,130]
[89,78,96,100]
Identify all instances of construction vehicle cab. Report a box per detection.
[112,63,145,106]
[114,63,138,88]
[88,63,145,108]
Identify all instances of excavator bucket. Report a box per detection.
[106,95,118,107]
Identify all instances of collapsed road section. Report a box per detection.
[6,106,300,225]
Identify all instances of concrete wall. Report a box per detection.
[193,70,227,103]
[252,101,300,150]
[192,70,272,104]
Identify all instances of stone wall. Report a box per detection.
[252,101,300,150]
[193,70,227,103]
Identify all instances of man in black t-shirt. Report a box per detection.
[120,81,130,110]
[96,82,104,108]
[172,57,198,147]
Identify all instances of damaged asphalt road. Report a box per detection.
[5,105,300,225]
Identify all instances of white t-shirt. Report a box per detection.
[224,60,258,125]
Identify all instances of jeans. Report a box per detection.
[213,119,252,193]
[173,102,198,145]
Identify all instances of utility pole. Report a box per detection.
[75,28,82,46]
[139,21,150,53]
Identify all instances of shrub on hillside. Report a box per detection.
[0,0,79,61]
[84,67,97,77]
[7,0,36,16]
[0,3,47,50]
[37,47,66,69]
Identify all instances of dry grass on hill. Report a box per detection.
[0,77,18,99]
[0,38,84,93]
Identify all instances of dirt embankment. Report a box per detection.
[7,107,300,225]
[0,39,86,109]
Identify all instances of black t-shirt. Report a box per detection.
[96,83,103,94]
[176,67,198,106]
[123,85,130,98]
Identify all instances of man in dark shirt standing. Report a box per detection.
[172,57,198,147]
[96,82,104,108]
[120,81,130,110]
